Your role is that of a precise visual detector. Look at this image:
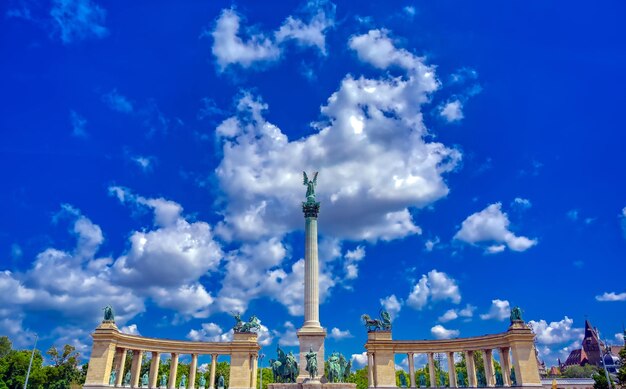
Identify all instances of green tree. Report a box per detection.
[257,367,274,389]
[562,365,598,378]
[346,366,368,389]
[396,370,409,387]
[44,345,82,389]
[616,347,626,386]
[0,338,11,359]
[214,361,230,388]
[0,349,46,389]
[592,371,613,389]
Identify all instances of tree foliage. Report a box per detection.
[562,365,599,378]
[346,366,368,389]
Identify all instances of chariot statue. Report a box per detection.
[232,313,261,333]
[361,309,392,331]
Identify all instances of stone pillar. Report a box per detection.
[465,351,477,388]
[189,354,198,389]
[115,348,128,387]
[499,348,511,387]
[448,353,457,388]
[508,339,541,386]
[85,334,117,387]
[149,352,160,389]
[368,353,375,388]
[168,353,179,389]
[298,200,326,381]
[130,350,143,388]
[408,353,416,388]
[210,354,218,389]
[428,353,436,388]
[483,350,494,387]
[250,354,258,389]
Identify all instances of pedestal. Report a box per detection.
[297,327,327,382]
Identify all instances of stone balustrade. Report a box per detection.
[84,322,260,389]
[365,322,541,388]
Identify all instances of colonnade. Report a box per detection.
[84,322,260,389]
[365,323,542,388]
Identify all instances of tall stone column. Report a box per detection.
[210,354,218,389]
[447,352,457,388]
[189,354,198,389]
[464,351,477,388]
[149,352,160,389]
[168,353,179,389]
[130,350,143,388]
[297,193,326,381]
[368,353,375,388]
[115,348,128,387]
[483,350,494,387]
[428,353,436,388]
[499,348,511,387]
[408,353,416,388]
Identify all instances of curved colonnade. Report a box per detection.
[365,322,542,388]
[84,322,260,389]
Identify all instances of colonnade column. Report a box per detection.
[251,354,258,389]
[115,348,128,387]
[149,352,160,389]
[427,353,436,388]
[168,353,179,389]
[130,350,143,388]
[367,353,375,388]
[447,352,457,388]
[465,351,477,388]
[209,354,218,389]
[483,350,495,387]
[499,348,511,387]
[408,353,416,388]
[189,354,198,389]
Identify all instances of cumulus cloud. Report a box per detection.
[120,324,140,335]
[431,325,459,339]
[50,0,108,44]
[380,294,403,320]
[454,203,537,253]
[528,317,583,345]
[424,236,440,251]
[187,322,233,342]
[439,100,463,122]
[479,299,510,321]
[273,321,299,346]
[595,292,626,302]
[406,270,461,310]
[328,327,353,340]
[351,352,368,368]
[437,304,475,323]
[512,197,532,210]
[210,2,335,71]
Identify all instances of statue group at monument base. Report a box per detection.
[268,381,356,389]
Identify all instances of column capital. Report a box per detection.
[302,202,320,218]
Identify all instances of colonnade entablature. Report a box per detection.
[364,322,542,389]
[84,322,260,389]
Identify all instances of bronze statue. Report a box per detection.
[141,373,149,386]
[305,347,318,380]
[103,305,115,322]
[232,313,261,333]
[510,306,523,323]
[303,171,318,202]
[361,309,392,331]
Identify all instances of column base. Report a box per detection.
[297,327,326,383]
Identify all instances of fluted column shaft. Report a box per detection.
[130,350,143,388]
[483,350,495,387]
[303,216,320,327]
[209,354,218,389]
[168,353,178,389]
[408,353,416,388]
[428,353,436,388]
[149,352,160,389]
[189,354,198,389]
[499,348,511,387]
[115,348,127,387]
[448,352,457,388]
[465,351,477,388]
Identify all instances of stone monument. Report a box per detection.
[297,171,327,382]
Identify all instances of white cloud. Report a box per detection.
[431,325,459,339]
[275,1,335,54]
[328,327,353,340]
[512,197,532,210]
[120,324,140,335]
[454,203,537,253]
[132,156,154,172]
[438,304,475,323]
[380,294,403,320]
[458,304,476,318]
[70,110,87,137]
[343,245,365,280]
[407,269,461,310]
[439,100,464,122]
[438,309,458,323]
[50,0,109,44]
[595,292,626,302]
[351,352,368,368]
[615,332,624,343]
[273,321,299,346]
[102,89,133,113]
[528,317,583,345]
[187,322,232,342]
[479,299,510,321]
[424,236,440,252]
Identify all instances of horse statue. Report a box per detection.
[305,347,317,380]
[240,315,261,333]
[361,309,392,332]
[231,312,244,332]
[273,347,298,383]
[326,352,350,383]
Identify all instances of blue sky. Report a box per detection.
[1,0,625,370]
